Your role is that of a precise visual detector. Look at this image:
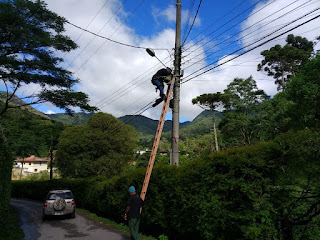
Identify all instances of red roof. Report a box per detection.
[15,155,50,163]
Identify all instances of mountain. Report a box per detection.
[46,110,223,137]
[0,91,49,119]
[48,112,94,125]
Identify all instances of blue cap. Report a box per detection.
[128,186,135,193]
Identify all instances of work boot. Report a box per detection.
[152,98,163,107]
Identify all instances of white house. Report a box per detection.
[14,155,50,175]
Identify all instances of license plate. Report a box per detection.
[55,212,63,215]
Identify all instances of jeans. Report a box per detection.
[128,218,141,240]
[151,79,165,97]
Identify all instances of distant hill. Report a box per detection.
[47,112,191,135]
[48,112,95,125]
[47,110,223,137]
[0,91,49,119]
[0,92,222,139]
[162,110,223,141]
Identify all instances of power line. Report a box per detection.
[182,0,279,61]
[182,0,196,43]
[183,0,267,54]
[66,20,164,51]
[182,0,203,45]
[181,12,320,84]
[183,0,248,46]
[182,0,316,70]
[95,58,172,110]
[64,0,129,69]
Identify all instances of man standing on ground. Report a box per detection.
[124,186,144,240]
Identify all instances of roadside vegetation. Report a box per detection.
[1,0,320,239]
[0,207,24,240]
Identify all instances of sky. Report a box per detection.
[3,0,320,121]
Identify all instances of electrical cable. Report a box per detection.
[183,0,248,46]
[72,0,147,74]
[62,0,111,59]
[182,0,317,69]
[182,0,196,43]
[181,12,320,84]
[95,58,172,110]
[64,0,129,69]
[182,0,203,46]
[183,0,267,54]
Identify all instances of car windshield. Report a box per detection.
[47,192,73,200]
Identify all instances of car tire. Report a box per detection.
[53,197,66,211]
[70,210,76,219]
[42,213,47,221]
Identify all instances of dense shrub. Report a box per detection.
[0,134,13,238]
[11,130,320,239]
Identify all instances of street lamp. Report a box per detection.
[146,48,167,68]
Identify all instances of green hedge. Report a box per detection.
[11,130,320,239]
[0,134,13,238]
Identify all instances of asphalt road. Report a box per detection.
[11,199,130,240]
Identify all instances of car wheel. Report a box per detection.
[53,197,66,211]
[42,213,47,221]
[70,210,76,219]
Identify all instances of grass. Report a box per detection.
[77,208,160,240]
[0,207,24,240]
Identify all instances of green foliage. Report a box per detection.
[24,170,50,181]
[255,92,293,141]
[48,112,94,125]
[286,55,320,129]
[0,0,97,115]
[13,130,320,239]
[0,106,65,157]
[0,207,24,240]
[56,112,138,178]
[258,34,314,91]
[219,76,269,147]
[0,133,13,238]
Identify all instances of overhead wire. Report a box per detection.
[62,0,111,59]
[183,0,248,46]
[182,0,279,62]
[182,0,316,69]
[182,0,203,45]
[71,0,153,74]
[181,11,320,84]
[183,0,267,54]
[182,0,196,43]
[95,57,172,111]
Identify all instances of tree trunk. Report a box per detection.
[211,110,219,152]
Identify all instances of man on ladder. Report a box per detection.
[151,67,172,107]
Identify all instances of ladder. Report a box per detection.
[140,76,176,201]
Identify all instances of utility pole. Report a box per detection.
[171,0,182,166]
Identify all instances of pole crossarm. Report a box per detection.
[140,77,176,201]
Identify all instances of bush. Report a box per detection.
[11,130,320,239]
[0,134,13,238]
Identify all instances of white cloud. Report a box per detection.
[13,0,318,122]
[45,110,56,115]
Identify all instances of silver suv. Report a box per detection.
[43,189,76,220]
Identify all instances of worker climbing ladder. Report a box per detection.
[140,76,176,201]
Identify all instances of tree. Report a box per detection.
[0,0,97,116]
[286,55,320,130]
[0,133,13,237]
[219,77,269,146]
[56,113,138,178]
[192,92,226,152]
[258,34,314,91]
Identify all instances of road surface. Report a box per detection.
[11,199,130,240]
